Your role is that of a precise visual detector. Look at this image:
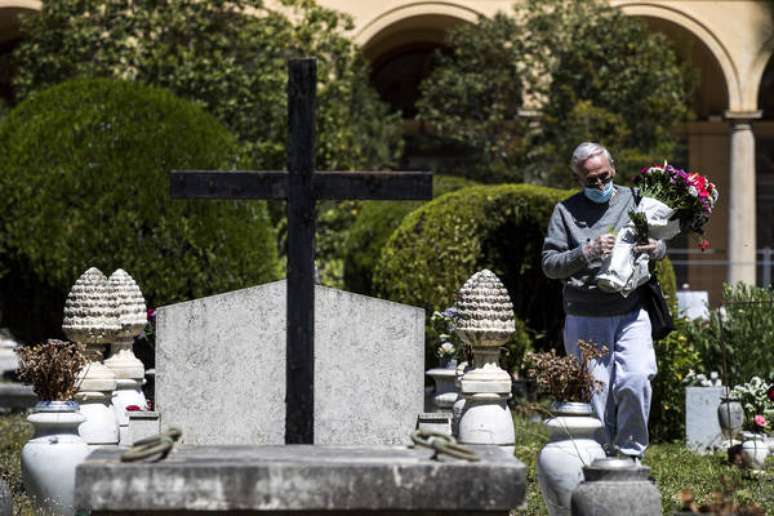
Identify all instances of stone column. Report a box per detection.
[725,111,761,286]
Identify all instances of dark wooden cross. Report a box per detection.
[170,58,432,444]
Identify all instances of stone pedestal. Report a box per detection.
[104,269,148,445]
[454,271,515,448]
[726,111,761,286]
[426,366,458,412]
[75,445,526,514]
[63,267,121,447]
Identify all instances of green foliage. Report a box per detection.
[655,257,678,316]
[685,283,774,387]
[0,413,34,515]
[0,78,279,340]
[650,318,702,443]
[416,12,524,182]
[417,0,693,185]
[374,184,573,350]
[13,0,403,172]
[343,175,477,295]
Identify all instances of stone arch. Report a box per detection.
[617,2,741,111]
[750,47,774,116]
[357,4,477,119]
[0,2,39,104]
[356,2,480,54]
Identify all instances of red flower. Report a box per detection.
[146,308,156,320]
[125,405,142,411]
[768,384,774,402]
[697,239,710,252]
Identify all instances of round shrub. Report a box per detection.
[374,184,573,350]
[0,78,278,341]
[343,175,477,295]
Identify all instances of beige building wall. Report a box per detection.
[1,0,773,304]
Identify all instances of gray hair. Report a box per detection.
[570,142,615,175]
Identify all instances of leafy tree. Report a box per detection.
[12,0,403,172]
[417,0,694,185]
[12,0,404,289]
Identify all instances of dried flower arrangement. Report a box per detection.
[16,339,88,401]
[524,340,607,403]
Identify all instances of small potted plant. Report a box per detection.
[430,307,461,369]
[16,339,91,515]
[729,376,772,471]
[525,341,607,516]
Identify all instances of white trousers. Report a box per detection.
[563,308,657,457]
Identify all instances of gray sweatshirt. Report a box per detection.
[542,185,644,316]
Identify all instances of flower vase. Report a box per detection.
[537,401,606,516]
[717,397,744,443]
[21,401,91,515]
[740,432,769,472]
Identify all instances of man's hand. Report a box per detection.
[634,238,666,259]
[584,234,616,260]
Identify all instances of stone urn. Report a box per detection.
[536,401,606,516]
[21,401,91,515]
[571,457,661,516]
[740,432,769,472]
[717,395,744,443]
[455,270,516,448]
[62,267,121,446]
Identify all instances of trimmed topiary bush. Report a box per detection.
[343,175,477,295]
[374,184,573,351]
[0,78,279,341]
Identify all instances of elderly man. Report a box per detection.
[541,142,665,460]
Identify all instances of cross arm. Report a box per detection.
[313,171,432,200]
[170,170,288,199]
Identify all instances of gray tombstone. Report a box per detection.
[685,386,724,453]
[155,280,425,446]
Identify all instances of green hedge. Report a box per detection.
[0,78,279,341]
[374,184,573,350]
[343,175,477,295]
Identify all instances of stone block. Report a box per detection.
[0,383,36,410]
[75,445,526,514]
[127,411,160,445]
[685,386,724,453]
[156,281,425,446]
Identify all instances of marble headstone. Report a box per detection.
[685,386,724,453]
[156,280,425,446]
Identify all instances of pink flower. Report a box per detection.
[753,414,768,430]
[147,308,156,320]
[125,405,142,412]
[698,239,710,252]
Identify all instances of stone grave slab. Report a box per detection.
[685,386,724,453]
[156,280,425,446]
[75,445,526,515]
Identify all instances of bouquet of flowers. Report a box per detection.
[729,376,774,433]
[596,162,719,295]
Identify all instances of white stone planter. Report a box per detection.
[536,401,606,516]
[77,393,119,446]
[112,379,147,446]
[22,401,90,515]
[741,432,769,472]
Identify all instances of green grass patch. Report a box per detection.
[511,411,772,515]
[0,412,34,515]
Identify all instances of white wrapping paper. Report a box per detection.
[595,196,680,296]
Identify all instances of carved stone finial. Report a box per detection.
[109,269,147,339]
[455,269,515,347]
[62,267,120,344]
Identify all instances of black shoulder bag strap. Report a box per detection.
[633,187,675,340]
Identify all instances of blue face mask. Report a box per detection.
[584,181,614,204]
